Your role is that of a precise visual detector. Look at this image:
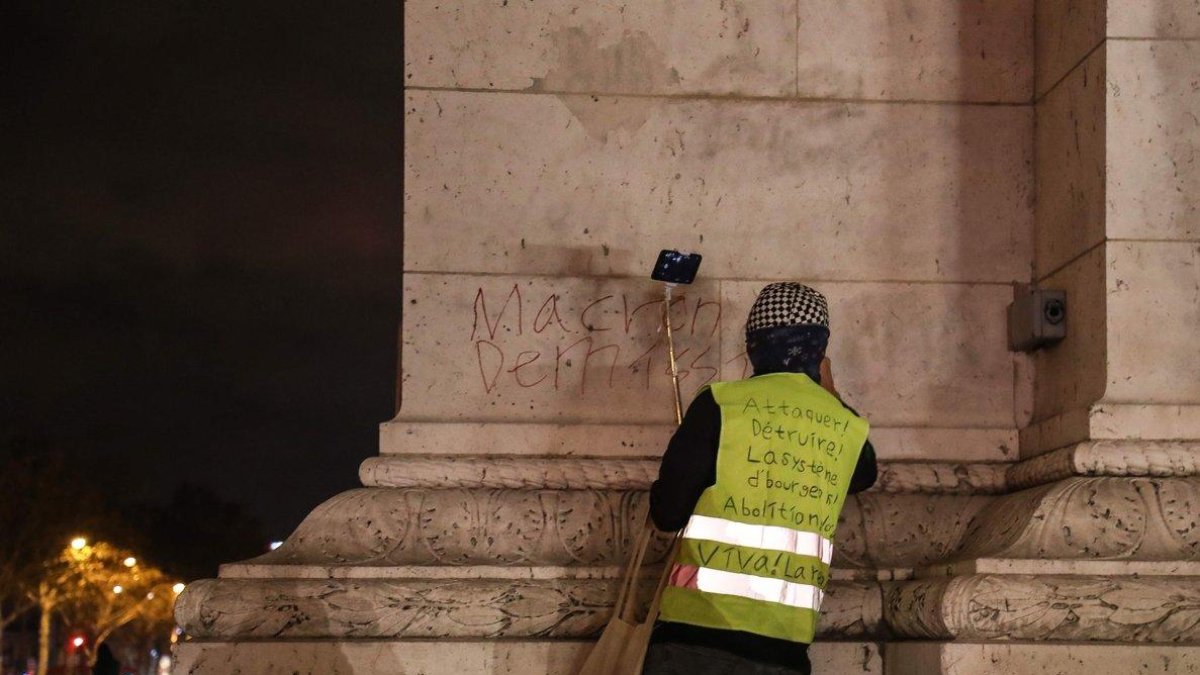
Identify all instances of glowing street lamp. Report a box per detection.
[112,585,123,595]
[172,582,186,594]
[70,537,87,550]
[123,556,137,567]
[72,636,84,648]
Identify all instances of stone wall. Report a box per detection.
[1029,0,1200,453]
[173,3,1200,674]
[399,0,1034,463]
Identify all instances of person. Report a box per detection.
[644,282,878,675]
[92,643,120,675]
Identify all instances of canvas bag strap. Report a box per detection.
[620,521,681,624]
[612,518,655,620]
[642,530,682,623]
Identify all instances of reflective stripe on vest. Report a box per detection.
[669,564,825,611]
[682,514,834,566]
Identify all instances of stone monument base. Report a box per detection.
[174,636,1200,674]
[173,640,884,674]
[885,642,1200,675]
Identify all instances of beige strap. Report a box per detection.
[643,531,682,623]
[612,519,654,620]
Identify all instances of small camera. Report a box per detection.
[650,249,702,285]
[1008,287,1067,352]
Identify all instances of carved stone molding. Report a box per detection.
[873,462,1006,495]
[177,572,1200,643]
[245,477,1200,574]
[835,494,991,570]
[1007,440,1200,491]
[956,476,1200,562]
[357,444,1200,497]
[359,456,659,490]
[885,574,1200,641]
[360,455,1010,495]
[176,577,619,640]
[251,487,989,572]
[176,577,880,640]
[258,488,666,567]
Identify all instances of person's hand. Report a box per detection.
[819,358,839,398]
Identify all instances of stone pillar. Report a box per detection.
[173,2,1197,674]
[884,1,1200,672]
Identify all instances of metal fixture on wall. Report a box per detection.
[1008,285,1067,352]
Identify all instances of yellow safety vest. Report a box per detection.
[658,372,869,644]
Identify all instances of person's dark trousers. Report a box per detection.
[642,642,812,675]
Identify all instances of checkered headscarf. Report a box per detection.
[745,282,829,338]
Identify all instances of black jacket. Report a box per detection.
[648,378,878,669]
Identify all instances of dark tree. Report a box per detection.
[0,438,111,670]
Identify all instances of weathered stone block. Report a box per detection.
[398,273,1022,449]
[721,281,1019,430]
[1109,0,1200,38]
[403,0,797,97]
[379,420,1018,463]
[378,421,675,458]
[886,642,1200,675]
[1029,245,1107,448]
[1106,241,1200,404]
[1035,45,1105,277]
[1106,40,1200,242]
[796,0,1033,102]
[404,90,1033,283]
[1035,0,1106,98]
[399,273,722,423]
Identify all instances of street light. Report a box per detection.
[112,585,123,595]
[172,582,185,594]
[123,556,137,567]
[70,537,87,550]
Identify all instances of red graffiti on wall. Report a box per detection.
[470,284,727,396]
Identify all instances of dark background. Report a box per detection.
[2,0,401,574]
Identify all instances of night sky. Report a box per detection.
[2,1,402,539]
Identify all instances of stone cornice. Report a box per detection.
[246,475,1200,572]
[884,574,1200,641]
[360,455,1010,494]
[175,576,882,640]
[359,440,1200,495]
[176,572,1200,643]
[1007,440,1200,490]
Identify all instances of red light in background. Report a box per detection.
[66,633,86,653]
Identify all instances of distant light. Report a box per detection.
[146,592,155,600]
[269,541,283,551]
[70,538,87,550]
[112,585,123,594]
[172,582,186,594]
[123,557,137,567]
[72,637,85,648]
